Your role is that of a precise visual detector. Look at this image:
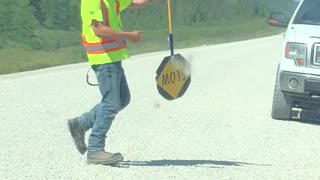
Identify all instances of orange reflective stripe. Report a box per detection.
[100,0,109,26]
[87,45,127,54]
[82,36,117,46]
[116,1,120,15]
[82,35,127,54]
[85,41,126,51]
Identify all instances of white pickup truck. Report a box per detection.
[272,0,320,121]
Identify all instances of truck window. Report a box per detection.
[293,0,320,25]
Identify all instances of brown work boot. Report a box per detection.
[87,151,124,165]
[68,117,87,155]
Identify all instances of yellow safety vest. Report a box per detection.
[81,0,132,65]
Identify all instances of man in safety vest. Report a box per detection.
[68,0,153,165]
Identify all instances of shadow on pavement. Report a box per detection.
[291,119,320,126]
[117,159,270,168]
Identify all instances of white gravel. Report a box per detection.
[1,35,320,180]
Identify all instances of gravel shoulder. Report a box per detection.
[1,35,320,180]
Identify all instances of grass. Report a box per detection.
[0,17,285,75]
[128,17,285,54]
[0,47,85,75]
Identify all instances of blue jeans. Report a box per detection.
[79,62,130,156]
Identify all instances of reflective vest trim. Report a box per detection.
[82,36,118,46]
[87,45,127,55]
[82,0,126,55]
[100,0,120,26]
[86,41,127,54]
[100,0,109,26]
[116,2,120,15]
[82,36,127,54]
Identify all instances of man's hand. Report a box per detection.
[92,20,143,43]
[128,31,143,43]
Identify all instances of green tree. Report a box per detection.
[11,0,37,39]
[0,0,14,36]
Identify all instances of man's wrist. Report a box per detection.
[121,31,133,40]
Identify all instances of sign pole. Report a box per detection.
[167,0,174,56]
[155,0,191,100]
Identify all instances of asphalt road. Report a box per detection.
[1,35,320,180]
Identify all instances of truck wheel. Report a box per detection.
[271,68,293,120]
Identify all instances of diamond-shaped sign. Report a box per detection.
[156,54,191,100]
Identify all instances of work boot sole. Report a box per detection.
[87,154,124,165]
[68,119,87,155]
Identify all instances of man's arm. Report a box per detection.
[129,0,153,8]
[91,20,142,43]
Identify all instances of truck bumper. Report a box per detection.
[280,71,320,102]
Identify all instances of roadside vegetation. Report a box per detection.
[0,0,298,74]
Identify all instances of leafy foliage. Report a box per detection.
[0,0,297,74]
[0,0,297,49]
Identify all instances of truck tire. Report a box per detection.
[271,68,292,120]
